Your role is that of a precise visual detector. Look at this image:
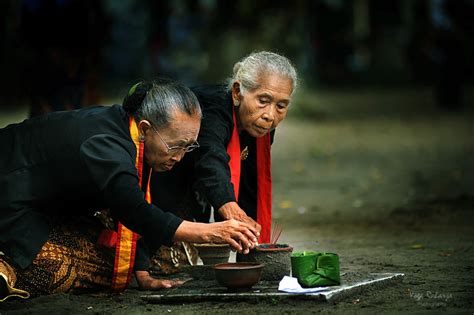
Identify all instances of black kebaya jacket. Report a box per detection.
[0,105,182,269]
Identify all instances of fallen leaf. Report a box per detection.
[410,244,424,250]
[278,200,293,209]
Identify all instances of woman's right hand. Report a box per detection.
[206,219,259,253]
[173,219,260,254]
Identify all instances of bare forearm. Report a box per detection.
[172,220,210,243]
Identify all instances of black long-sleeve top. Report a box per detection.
[0,105,182,269]
[151,85,274,221]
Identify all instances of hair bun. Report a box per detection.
[122,82,152,114]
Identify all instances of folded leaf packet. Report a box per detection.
[291,251,340,287]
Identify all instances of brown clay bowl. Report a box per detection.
[213,262,264,291]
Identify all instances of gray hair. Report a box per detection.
[227,51,298,96]
[124,79,202,129]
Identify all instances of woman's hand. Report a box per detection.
[135,270,188,290]
[218,202,261,234]
[173,219,260,254]
[205,219,259,254]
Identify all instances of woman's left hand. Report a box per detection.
[135,270,189,290]
[218,201,261,233]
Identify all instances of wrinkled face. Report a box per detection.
[233,74,293,137]
[139,108,200,172]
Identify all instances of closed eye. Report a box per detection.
[259,98,270,105]
[277,101,289,111]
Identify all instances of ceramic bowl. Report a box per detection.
[237,244,293,280]
[213,262,264,291]
[194,243,231,265]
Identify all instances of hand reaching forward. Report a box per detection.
[206,219,259,254]
[173,218,260,254]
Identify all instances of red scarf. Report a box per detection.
[97,117,151,291]
[226,108,272,243]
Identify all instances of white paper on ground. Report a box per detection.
[278,276,330,294]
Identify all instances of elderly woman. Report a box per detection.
[150,51,297,270]
[0,79,259,301]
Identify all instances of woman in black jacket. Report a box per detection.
[0,79,259,300]
[150,52,298,271]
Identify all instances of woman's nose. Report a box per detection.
[170,149,186,162]
[261,105,276,122]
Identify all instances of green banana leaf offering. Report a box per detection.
[291,251,340,287]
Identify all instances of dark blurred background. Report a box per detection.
[0,0,473,115]
[2,3,474,312]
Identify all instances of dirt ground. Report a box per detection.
[1,86,473,314]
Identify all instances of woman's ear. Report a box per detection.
[138,120,152,140]
[232,81,241,106]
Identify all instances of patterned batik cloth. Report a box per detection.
[149,241,198,275]
[0,256,29,302]
[149,208,199,275]
[0,217,114,300]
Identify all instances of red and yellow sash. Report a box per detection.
[100,117,152,291]
[226,109,272,243]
